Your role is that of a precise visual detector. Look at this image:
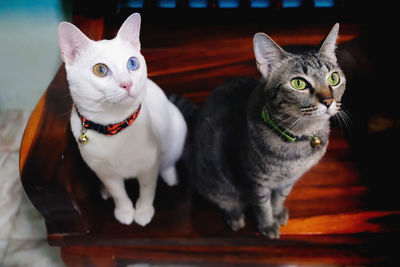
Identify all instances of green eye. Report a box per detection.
[291,78,307,90]
[93,63,108,77]
[328,72,340,86]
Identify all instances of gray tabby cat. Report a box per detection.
[193,24,345,238]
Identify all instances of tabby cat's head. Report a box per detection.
[253,24,346,125]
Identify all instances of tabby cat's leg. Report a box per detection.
[135,164,159,226]
[220,201,245,231]
[253,187,280,239]
[271,184,294,226]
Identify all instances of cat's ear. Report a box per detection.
[319,23,339,62]
[253,33,288,78]
[117,13,141,50]
[58,22,91,65]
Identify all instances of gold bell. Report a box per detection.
[310,135,321,147]
[78,133,89,144]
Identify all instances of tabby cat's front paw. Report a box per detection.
[114,205,135,225]
[227,216,246,231]
[135,205,155,226]
[274,207,289,226]
[258,222,281,239]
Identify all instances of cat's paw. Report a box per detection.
[100,186,111,200]
[114,205,135,225]
[274,207,289,226]
[227,216,246,231]
[134,205,155,226]
[161,167,178,186]
[258,222,281,239]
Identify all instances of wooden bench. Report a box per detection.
[19,3,399,266]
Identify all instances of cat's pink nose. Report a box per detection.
[120,81,132,92]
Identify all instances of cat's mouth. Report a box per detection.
[120,93,136,103]
[107,89,138,104]
[300,102,340,118]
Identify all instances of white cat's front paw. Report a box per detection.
[161,167,178,186]
[134,205,155,226]
[114,205,135,225]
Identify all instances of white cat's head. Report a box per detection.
[58,13,146,120]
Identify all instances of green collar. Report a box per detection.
[261,106,322,146]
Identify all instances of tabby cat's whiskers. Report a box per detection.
[333,104,353,135]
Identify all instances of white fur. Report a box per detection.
[58,13,187,226]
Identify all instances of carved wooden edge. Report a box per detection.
[19,66,90,237]
[60,233,396,267]
[19,95,45,172]
[18,16,105,243]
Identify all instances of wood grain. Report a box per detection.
[282,211,400,235]
[61,233,397,266]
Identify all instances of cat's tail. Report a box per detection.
[168,94,199,130]
[167,94,199,167]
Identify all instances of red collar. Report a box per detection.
[75,104,141,136]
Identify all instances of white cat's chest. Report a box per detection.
[70,105,159,178]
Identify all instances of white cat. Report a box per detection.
[58,13,187,226]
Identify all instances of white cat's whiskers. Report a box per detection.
[104,102,114,113]
[107,95,124,103]
[56,108,73,119]
[60,92,72,99]
[56,99,104,119]
[73,91,104,101]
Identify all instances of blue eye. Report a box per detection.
[127,57,139,71]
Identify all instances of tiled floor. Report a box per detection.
[0,110,65,267]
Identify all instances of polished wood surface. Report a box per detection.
[19,5,399,267]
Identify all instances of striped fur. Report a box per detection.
[193,24,346,238]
